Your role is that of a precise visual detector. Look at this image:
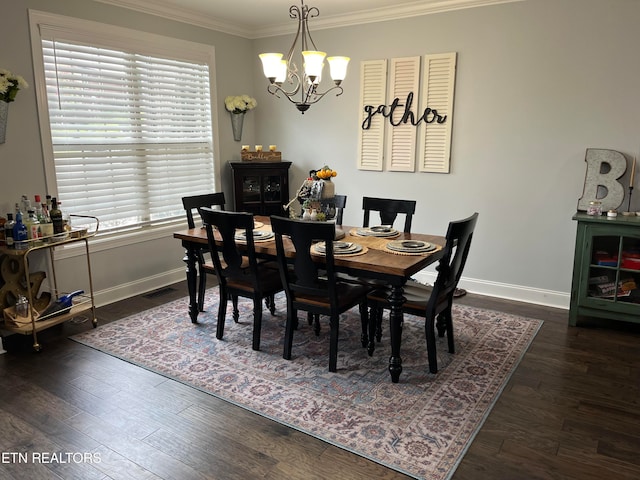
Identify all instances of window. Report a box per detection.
[29,11,218,234]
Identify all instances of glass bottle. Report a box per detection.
[13,211,28,250]
[50,197,64,235]
[34,195,44,222]
[40,200,53,239]
[5,213,15,248]
[25,209,42,244]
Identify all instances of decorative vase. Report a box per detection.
[0,101,8,144]
[321,179,335,199]
[230,112,245,141]
[303,208,312,221]
[310,208,318,221]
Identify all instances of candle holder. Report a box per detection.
[628,185,634,213]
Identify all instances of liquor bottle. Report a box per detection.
[25,209,42,244]
[20,195,30,216]
[50,197,64,235]
[13,211,28,250]
[5,213,15,248]
[34,195,44,222]
[40,200,53,239]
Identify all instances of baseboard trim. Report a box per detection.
[92,269,570,311]
[93,268,187,307]
[412,272,570,310]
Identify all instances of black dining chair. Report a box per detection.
[182,192,226,312]
[351,196,417,340]
[270,215,372,372]
[362,196,416,233]
[367,212,479,373]
[200,208,283,351]
[320,194,347,226]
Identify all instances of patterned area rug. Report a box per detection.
[71,292,541,480]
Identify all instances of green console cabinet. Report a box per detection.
[569,212,640,326]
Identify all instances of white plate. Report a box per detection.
[314,242,362,255]
[356,226,398,237]
[370,225,394,233]
[386,239,436,253]
[235,230,274,241]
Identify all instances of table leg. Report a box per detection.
[388,283,406,383]
[184,243,199,324]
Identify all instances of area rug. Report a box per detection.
[71,291,542,480]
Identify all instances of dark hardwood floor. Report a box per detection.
[1,282,639,479]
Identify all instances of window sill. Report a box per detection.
[52,220,187,260]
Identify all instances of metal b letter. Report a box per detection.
[577,149,626,211]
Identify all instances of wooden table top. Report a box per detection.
[174,217,446,280]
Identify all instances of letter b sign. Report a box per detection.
[577,149,626,212]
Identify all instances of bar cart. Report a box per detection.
[1,215,99,351]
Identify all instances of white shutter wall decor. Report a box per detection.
[418,52,457,173]
[385,56,421,172]
[357,60,387,171]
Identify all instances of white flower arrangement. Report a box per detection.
[225,95,257,114]
[0,69,28,103]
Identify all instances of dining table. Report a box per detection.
[173,216,446,383]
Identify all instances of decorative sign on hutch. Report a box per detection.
[577,148,628,212]
[357,52,457,173]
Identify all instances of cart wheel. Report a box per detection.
[92,318,98,328]
[33,343,41,352]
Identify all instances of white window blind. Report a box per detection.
[37,31,215,233]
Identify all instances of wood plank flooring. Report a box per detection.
[1,282,639,479]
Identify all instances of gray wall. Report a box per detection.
[2,0,639,308]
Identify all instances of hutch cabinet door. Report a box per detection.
[230,162,291,216]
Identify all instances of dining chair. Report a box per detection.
[355,196,418,339]
[320,194,347,225]
[367,212,479,373]
[270,215,372,372]
[362,196,416,233]
[182,192,226,312]
[200,208,283,351]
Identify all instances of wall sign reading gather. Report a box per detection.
[362,92,447,130]
[357,53,457,173]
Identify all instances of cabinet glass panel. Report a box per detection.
[264,175,282,202]
[588,234,640,303]
[590,235,620,266]
[619,235,640,303]
[242,176,261,202]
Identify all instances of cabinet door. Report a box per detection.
[582,225,640,312]
[263,175,282,202]
[238,174,262,214]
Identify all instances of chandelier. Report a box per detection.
[258,1,350,114]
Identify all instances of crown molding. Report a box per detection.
[93,0,523,39]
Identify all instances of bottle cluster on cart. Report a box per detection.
[1,194,68,249]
